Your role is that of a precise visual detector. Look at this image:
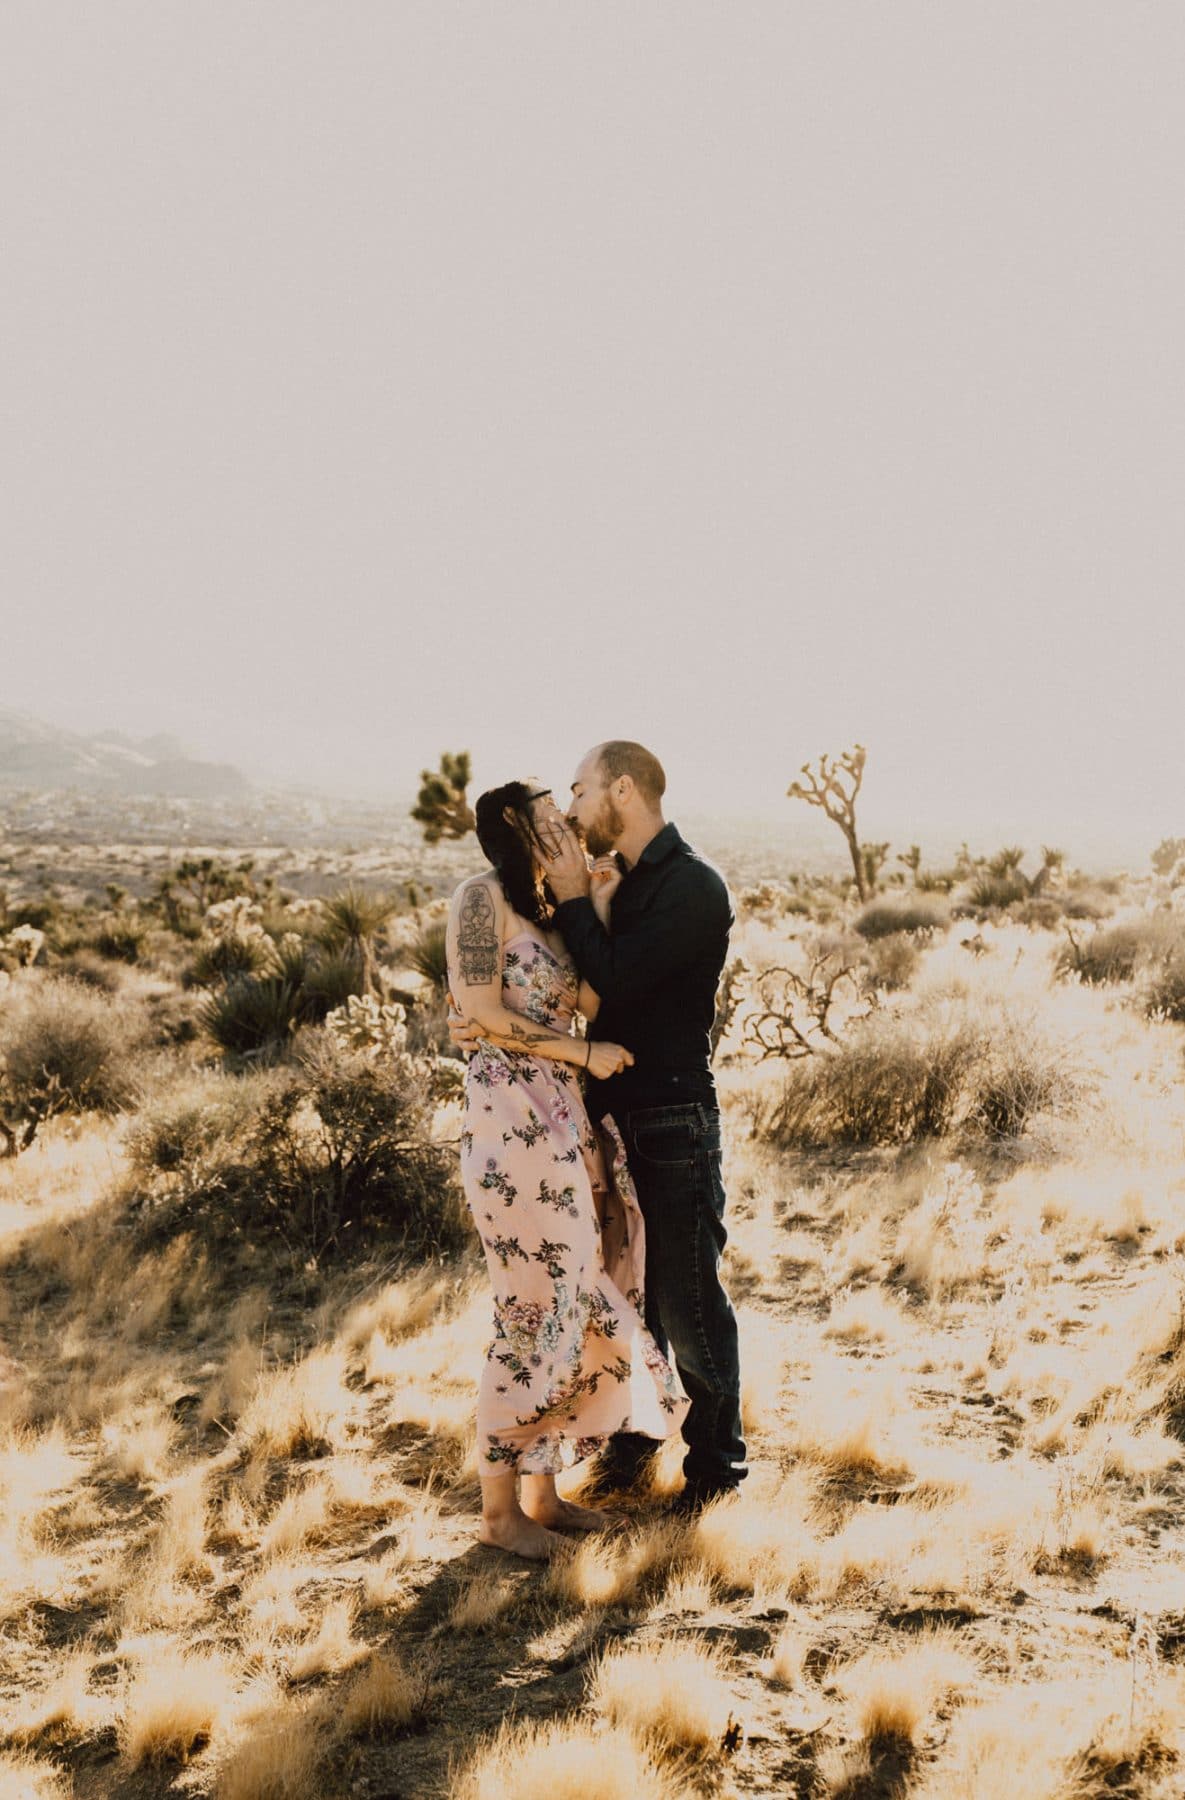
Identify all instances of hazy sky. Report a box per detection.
[2,4,1182,855]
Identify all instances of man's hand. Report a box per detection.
[590,856,622,927]
[545,820,592,903]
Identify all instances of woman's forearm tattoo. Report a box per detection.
[458,884,499,984]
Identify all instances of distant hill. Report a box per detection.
[0,710,250,799]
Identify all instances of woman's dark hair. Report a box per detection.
[474,781,553,927]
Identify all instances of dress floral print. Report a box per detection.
[460,929,688,1476]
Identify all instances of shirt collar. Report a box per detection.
[635,822,683,869]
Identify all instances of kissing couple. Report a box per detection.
[445,739,747,1559]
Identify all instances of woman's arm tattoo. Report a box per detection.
[458,885,499,984]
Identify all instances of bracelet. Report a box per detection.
[583,1038,592,1069]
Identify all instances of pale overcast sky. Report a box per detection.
[2,4,1181,856]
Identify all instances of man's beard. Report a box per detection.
[582,794,625,858]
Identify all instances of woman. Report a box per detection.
[445,780,687,1559]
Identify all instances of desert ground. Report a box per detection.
[2,825,1184,1799]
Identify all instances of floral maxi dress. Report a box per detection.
[461,929,688,1476]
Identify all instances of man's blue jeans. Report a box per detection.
[615,1101,747,1493]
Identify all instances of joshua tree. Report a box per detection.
[1152,838,1185,877]
[412,751,476,845]
[897,845,923,884]
[788,745,871,901]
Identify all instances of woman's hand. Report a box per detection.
[589,856,622,926]
[584,1040,635,1081]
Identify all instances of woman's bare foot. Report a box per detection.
[522,1496,625,1533]
[478,1512,564,1559]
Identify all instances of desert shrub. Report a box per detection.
[0,976,145,1155]
[1142,951,1185,1023]
[6,898,60,933]
[860,934,921,992]
[55,949,123,994]
[915,868,957,893]
[1056,916,1182,986]
[1012,896,1064,930]
[91,916,146,963]
[767,1012,984,1147]
[969,1015,1086,1136]
[854,898,950,940]
[197,936,365,1064]
[765,999,1083,1149]
[966,871,1029,910]
[1061,890,1111,921]
[126,1032,465,1256]
[1152,837,1185,877]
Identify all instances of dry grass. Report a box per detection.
[833,1624,980,1745]
[4,880,1185,1800]
[214,1699,324,1800]
[119,1645,233,1765]
[687,1470,822,1595]
[0,1752,73,1799]
[547,1520,689,1611]
[447,1568,516,1632]
[588,1635,738,1756]
[288,1592,366,1680]
[452,1717,696,1800]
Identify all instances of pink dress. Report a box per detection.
[460,926,688,1476]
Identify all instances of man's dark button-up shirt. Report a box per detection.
[553,822,734,1118]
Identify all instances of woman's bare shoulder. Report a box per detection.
[448,871,504,916]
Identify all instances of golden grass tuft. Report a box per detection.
[336,1650,430,1738]
[452,1716,695,1800]
[0,1751,73,1799]
[787,1361,915,1482]
[288,1592,366,1681]
[588,1635,737,1756]
[119,1644,234,1766]
[687,1469,821,1597]
[447,1567,516,1631]
[214,1700,324,1800]
[359,1547,413,1612]
[834,1624,979,1746]
[765,1620,811,1688]
[547,1520,688,1610]
[908,1667,1185,1800]
[3,1651,104,1745]
[100,1402,176,1483]
[236,1347,353,1458]
[257,1478,331,1561]
[823,1284,909,1345]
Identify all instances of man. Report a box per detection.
[542,740,747,1510]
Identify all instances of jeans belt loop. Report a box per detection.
[695,1101,709,1132]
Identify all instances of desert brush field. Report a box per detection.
[2,838,1185,1799]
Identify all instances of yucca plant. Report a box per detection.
[302,947,366,1020]
[199,973,306,1064]
[404,917,450,993]
[316,887,398,996]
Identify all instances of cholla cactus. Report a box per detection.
[204,896,265,937]
[324,993,408,1060]
[3,925,45,968]
[192,898,272,987]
